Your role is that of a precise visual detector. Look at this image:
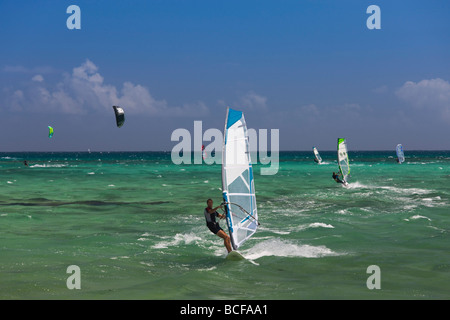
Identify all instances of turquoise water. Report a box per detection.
[0,151,449,299]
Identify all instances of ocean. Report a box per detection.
[0,151,449,299]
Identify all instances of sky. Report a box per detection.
[0,0,449,151]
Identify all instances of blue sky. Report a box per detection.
[1,0,449,151]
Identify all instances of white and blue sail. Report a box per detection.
[396,144,405,164]
[313,147,322,164]
[222,107,258,250]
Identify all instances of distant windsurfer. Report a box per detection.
[204,199,232,253]
[23,160,28,166]
[332,172,344,184]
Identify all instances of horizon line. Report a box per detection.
[2,150,450,153]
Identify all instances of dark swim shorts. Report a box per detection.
[207,222,223,234]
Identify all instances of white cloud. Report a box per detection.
[396,78,450,120]
[297,104,320,117]
[3,59,209,117]
[239,91,268,110]
[32,75,44,82]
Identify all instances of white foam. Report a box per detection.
[337,209,349,215]
[140,261,154,267]
[110,256,130,260]
[197,266,217,272]
[87,172,95,175]
[423,196,441,201]
[267,223,335,234]
[308,222,334,229]
[266,228,291,235]
[7,181,13,184]
[152,233,202,249]
[29,164,67,168]
[346,182,369,189]
[403,204,417,211]
[410,215,431,221]
[380,186,431,195]
[242,238,340,260]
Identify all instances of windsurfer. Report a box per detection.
[332,172,344,184]
[204,199,232,253]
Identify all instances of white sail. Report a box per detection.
[396,144,405,164]
[337,138,350,183]
[222,107,258,250]
[313,147,322,163]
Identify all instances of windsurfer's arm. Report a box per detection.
[218,212,226,219]
[206,205,223,214]
[215,205,226,219]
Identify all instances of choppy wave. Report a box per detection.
[380,186,431,195]
[342,182,432,197]
[152,233,202,249]
[346,182,370,189]
[241,238,340,260]
[409,215,432,221]
[30,164,68,168]
[307,222,334,229]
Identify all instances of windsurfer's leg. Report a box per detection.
[217,230,232,253]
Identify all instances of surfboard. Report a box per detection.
[226,250,245,261]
